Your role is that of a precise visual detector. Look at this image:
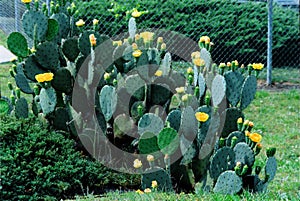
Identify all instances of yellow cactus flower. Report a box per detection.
[112,40,122,46]
[147,155,155,162]
[21,0,32,3]
[252,63,264,70]
[155,70,163,77]
[187,67,193,74]
[191,51,200,59]
[237,117,243,124]
[227,62,232,67]
[93,19,99,25]
[144,188,151,193]
[219,63,226,68]
[132,8,142,18]
[140,31,154,43]
[193,58,205,67]
[249,133,262,143]
[133,159,142,169]
[132,43,138,50]
[181,94,189,102]
[249,121,254,127]
[35,73,54,83]
[75,19,85,27]
[151,180,158,188]
[199,36,210,44]
[243,120,249,126]
[195,112,209,122]
[104,72,111,80]
[136,189,144,194]
[89,34,97,47]
[175,87,185,94]
[132,49,142,58]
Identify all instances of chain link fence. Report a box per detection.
[0,0,299,67]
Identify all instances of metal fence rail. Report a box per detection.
[0,0,298,68]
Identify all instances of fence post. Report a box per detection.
[267,0,273,85]
[46,0,50,13]
[14,0,18,32]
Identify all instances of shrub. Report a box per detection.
[0,116,139,200]
[75,0,299,67]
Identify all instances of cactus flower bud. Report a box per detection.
[133,159,142,169]
[157,37,163,44]
[234,161,242,175]
[237,117,243,131]
[255,143,262,155]
[187,67,193,75]
[103,72,111,81]
[9,68,15,78]
[175,87,185,94]
[113,40,122,46]
[137,105,144,117]
[135,34,140,41]
[75,19,85,27]
[147,155,155,162]
[151,180,158,189]
[266,147,276,158]
[132,43,138,50]
[241,165,249,176]
[33,85,39,95]
[7,82,13,90]
[181,94,189,102]
[161,43,166,51]
[113,79,118,86]
[194,86,199,97]
[219,137,225,148]
[15,87,21,99]
[89,34,97,47]
[10,95,16,105]
[93,19,99,26]
[219,63,226,68]
[231,136,238,148]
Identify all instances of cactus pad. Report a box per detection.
[224,71,244,107]
[51,68,73,94]
[138,132,160,155]
[7,32,28,58]
[198,73,206,98]
[15,97,29,119]
[113,114,135,138]
[220,107,244,137]
[46,19,59,41]
[166,109,181,132]
[142,167,173,191]
[240,75,257,110]
[265,156,277,182]
[211,74,226,107]
[99,85,117,122]
[24,55,47,81]
[125,74,145,100]
[51,13,70,41]
[226,131,245,147]
[210,147,235,180]
[0,98,13,115]
[78,31,101,56]
[62,37,80,62]
[15,74,33,94]
[200,48,212,71]
[35,41,59,70]
[138,113,164,135]
[150,83,171,105]
[233,142,255,167]
[22,10,48,41]
[39,87,57,115]
[157,127,179,155]
[180,106,198,141]
[213,170,242,195]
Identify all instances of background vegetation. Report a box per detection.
[75,0,299,67]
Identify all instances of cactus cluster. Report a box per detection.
[5,2,276,195]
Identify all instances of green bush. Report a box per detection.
[75,0,299,67]
[0,115,139,200]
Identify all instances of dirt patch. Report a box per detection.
[257,80,300,91]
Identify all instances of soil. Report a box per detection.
[257,80,300,91]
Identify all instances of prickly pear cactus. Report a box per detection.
[35,41,59,70]
[138,113,164,135]
[265,157,277,182]
[15,74,33,94]
[15,97,29,119]
[142,167,173,191]
[157,127,179,155]
[138,132,160,155]
[211,74,226,107]
[210,147,235,181]
[62,37,80,62]
[240,75,257,110]
[233,142,255,167]
[226,131,245,147]
[7,32,28,58]
[213,170,242,195]
[166,109,181,132]
[39,87,57,115]
[224,71,244,107]
[99,85,117,122]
